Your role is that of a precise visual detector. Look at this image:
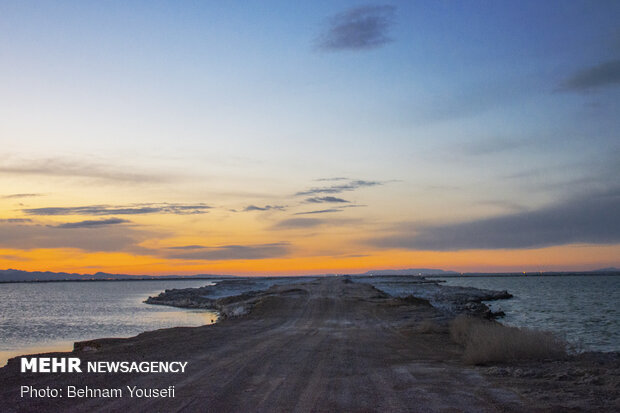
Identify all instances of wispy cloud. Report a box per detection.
[0,254,30,261]
[54,218,130,229]
[315,177,349,182]
[370,189,620,251]
[294,209,343,215]
[167,243,290,260]
[296,180,382,196]
[273,218,324,229]
[167,245,206,250]
[560,59,620,92]
[243,205,286,212]
[23,203,211,216]
[0,157,168,183]
[0,218,32,223]
[458,137,531,156]
[316,5,396,51]
[1,193,44,199]
[305,196,350,203]
[477,200,527,213]
[0,221,154,252]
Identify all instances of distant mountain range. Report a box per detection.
[2,266,617,282]
[0,269,225,283]
[594,267,620,272]
[0,268,459,282]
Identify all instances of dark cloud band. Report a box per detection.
[371,189,620,250]
[296,180,381,196]
[305,196,350,203]
[243,205,286,212]
[294,209,342,215]
[54,218,130,229]
[560,59,620,92]
[167,243,290,260]
[317,5,395,51]
[24,203,211,216]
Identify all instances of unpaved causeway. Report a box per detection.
[0,277,617,412]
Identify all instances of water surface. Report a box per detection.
[0,280,218,365]
[436,275,620,352]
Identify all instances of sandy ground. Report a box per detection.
[0,277,618,412]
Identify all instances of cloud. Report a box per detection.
[560,59,620,91]
[272,218,324,229]
[0,218,32,223]
[1,193,44,199]
[0,221,154,252]
[315,177,349,182]
[167,243,290,260]
[294,209,343,215]
[243,205,286,212]
[167,245,206,250]
[54,218,130,229]
[316,5,395,51]
[370,189,620,251]
[0,254,30,261]
[23,203,211,216]
[0,157,167,183]
[296,180,382,196]
[459,137,531,156]
[477,200,527,213]
[305,196,350,203]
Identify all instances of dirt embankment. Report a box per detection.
[0,277,618,412]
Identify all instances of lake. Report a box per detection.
[435,274,620,352]
[0,280,218,366]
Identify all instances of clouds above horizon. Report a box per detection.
[305,196,350,203]
[1,193,44,199]
[0,218,32,223]
[166,243,290,260]
[0,158,167,183]
[273,218,324,229]
[316,5,395,51]
[0,221,152,252]
[371,189,620,251]
[315,177,349,182]
[243,204,286,212]
[560,59,620,92]
[54,218,130,229]
[23,203,211,216]
[296,180,382,196]
[294,209,342,215]
[457,137,532,156]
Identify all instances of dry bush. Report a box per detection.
[417,320,443,334]
[450,315,566,365]
[450,315,479,345]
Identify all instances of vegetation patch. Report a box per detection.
[450,315,567,365]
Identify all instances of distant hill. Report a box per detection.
[592,267,620,273]
[0,269,226,283]
[360,268,458,276]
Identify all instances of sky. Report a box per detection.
[1,1,619,275]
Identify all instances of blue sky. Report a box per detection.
[1,1,619,273]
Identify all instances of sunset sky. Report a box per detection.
[1,1,619,275]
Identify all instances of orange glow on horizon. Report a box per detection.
[1,244,618,276]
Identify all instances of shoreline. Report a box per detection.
[1,277,618,412]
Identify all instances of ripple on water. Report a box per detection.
[437,275,620,352]
[0,280,219,366]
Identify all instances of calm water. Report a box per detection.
[436,275,620,352]
[0,280,218,365]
